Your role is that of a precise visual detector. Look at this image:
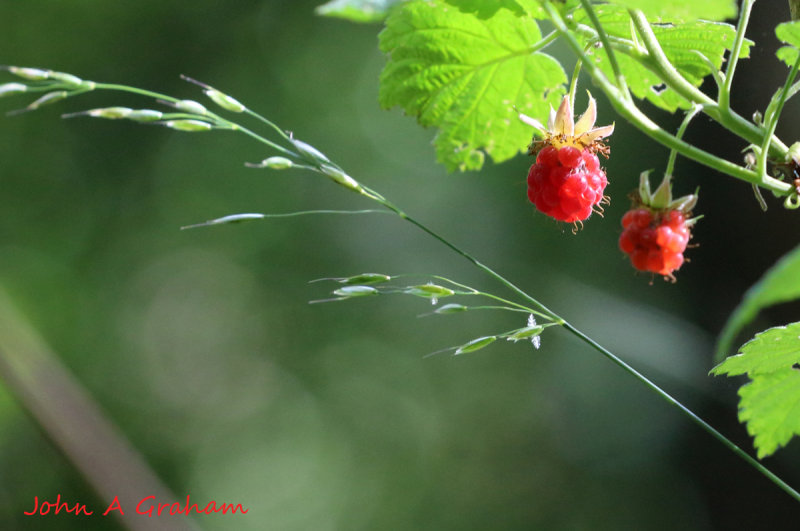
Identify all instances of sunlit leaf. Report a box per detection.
[715,243,800,361]
[607,0,737,22]
[736,369,800,458]
[441,0,530,19]
[713,323,800,377]
[712,323,800,458]
[315,0,404,23]
[776,20,800,67]
[379,0,565,171]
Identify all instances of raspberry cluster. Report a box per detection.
[527,145,608,223]
[618,207,691,278]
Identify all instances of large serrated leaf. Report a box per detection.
[713,323,800,377]
[736,368,800,458]
[572,5,747,112]
[776,20,800,67]
[315,0,403,23]
[379,0,565,171]
[712,323,800,458]
[715,244,800,361]
[607,0,737,22]
[440,0,525,19]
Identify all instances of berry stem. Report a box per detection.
[664,104,703,178]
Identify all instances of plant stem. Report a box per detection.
[375,197,563,323]
[721,0,755,110]
[760,55,800,179]
[562,321,800,502]
[579,0,628,93]
[627,10,789,158]
[430,275,552,318]
[665,105,702,178]
[791,0,800,21]
[543,2,792,195]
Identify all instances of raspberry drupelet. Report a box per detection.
[521,94,614,225]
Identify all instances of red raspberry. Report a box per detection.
[527,146,608,223]
[619,206,692,279]
[522,94,613,226]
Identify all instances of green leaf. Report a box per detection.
[737,369,800,458]
[776,20,800,67]
[715,243,800,361]
[441,0,542,19]
[315,0,403,23]
[712,323,800,458]
[379,0,566,171]
[606,0,737,22]
[572,5,748,112]
[713,323,800,377]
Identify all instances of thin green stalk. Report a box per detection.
[245,108,295,144]
[721,0,755,110]
[377,196,563,323]
[450,305,531,314]
[562,321,800,502]
[665,105,702,178]
[180,209,392,230]
[627,10,714,105]
[759,55,800,179]
[579,0,628,93]
[431,276,538,312]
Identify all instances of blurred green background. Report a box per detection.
[1,1,800,529]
